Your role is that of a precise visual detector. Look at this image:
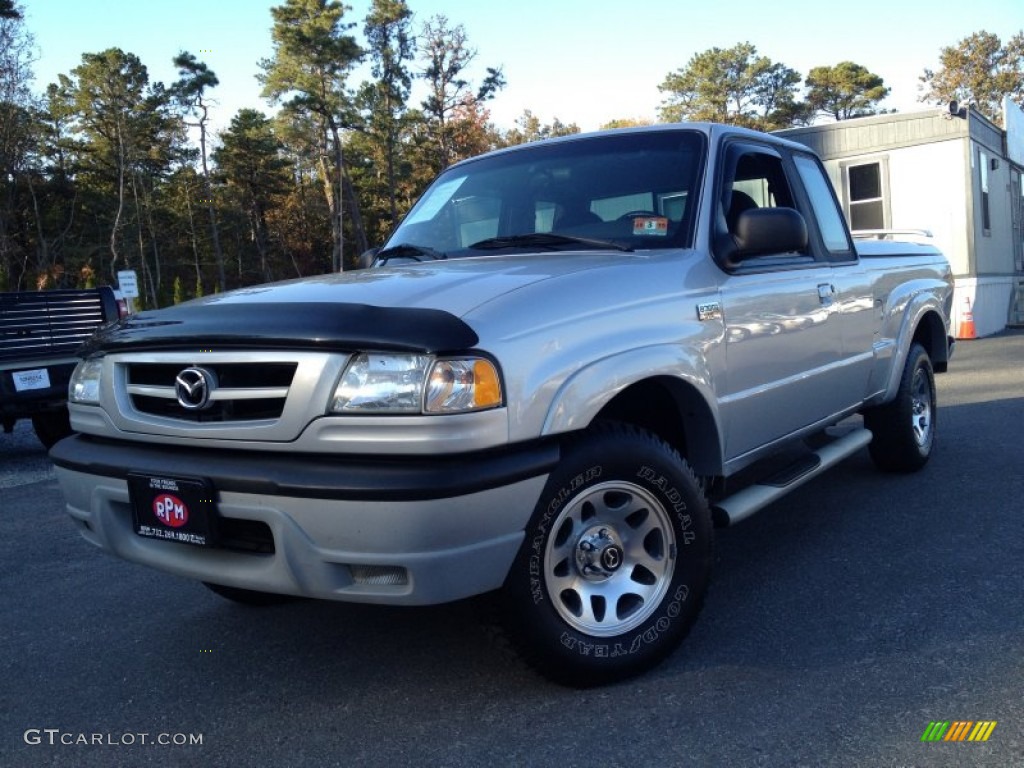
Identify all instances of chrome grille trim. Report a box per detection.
[126,384,291,401]
[125,359,297,422]
[100,350,350,442]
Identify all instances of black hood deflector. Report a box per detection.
[81,302,479,355]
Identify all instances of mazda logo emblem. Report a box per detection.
[601,546,623,572]
[175,367,216,411]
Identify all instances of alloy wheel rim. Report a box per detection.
[543,480,676,637]
[910,367,933,447]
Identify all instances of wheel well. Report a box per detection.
[913,310,949,373]
[592,377,721,476]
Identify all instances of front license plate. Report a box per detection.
[12,368,50,392]
[128,474,217,547]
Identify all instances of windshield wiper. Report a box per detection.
[469,233,633,253]
[375,243,448,264]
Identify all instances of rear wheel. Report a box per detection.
[864,343,936,472]
[501,423,713,686]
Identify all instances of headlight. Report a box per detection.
[331,353,502,414]
[69,358,104,404]
[331,353,430,413]
[424,359,502,413]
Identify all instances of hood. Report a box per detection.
[82,252,635,354]
[192,251,630,315]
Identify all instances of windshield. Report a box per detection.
[383,130,706,259]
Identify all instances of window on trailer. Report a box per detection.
[847,162,885,231]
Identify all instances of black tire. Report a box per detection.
[202,582,299,606]
[32,408,72,450]
[864,342,936,473]
[501,422,713,687]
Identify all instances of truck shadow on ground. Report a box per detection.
[6,397,1020,718]
[75,395,1022,696]
[5,397,1021,768]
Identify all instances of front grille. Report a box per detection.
[126,362,297,422]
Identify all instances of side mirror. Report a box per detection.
[732,208,808,260]
[354,247,380,270]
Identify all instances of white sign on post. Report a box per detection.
[117,270,139,299]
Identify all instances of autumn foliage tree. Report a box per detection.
[4,2,521,295]
[919,30,1024,125]
[418,14,505,172]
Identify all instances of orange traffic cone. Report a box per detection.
[958,296,976,339]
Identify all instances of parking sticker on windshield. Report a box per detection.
[633,217,668,236]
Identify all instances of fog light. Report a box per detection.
[350,565,408,586]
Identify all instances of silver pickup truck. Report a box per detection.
[51,124,953,686]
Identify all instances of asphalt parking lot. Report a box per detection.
[1,329,1022,767]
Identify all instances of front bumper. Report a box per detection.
[51,435,557,605]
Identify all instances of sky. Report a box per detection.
[18,0,1024,138]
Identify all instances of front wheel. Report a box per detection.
[864,342,936,472]
[501,423,713,687]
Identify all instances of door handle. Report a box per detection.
[818,283,836,306]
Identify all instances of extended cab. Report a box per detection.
[51,125,953,685]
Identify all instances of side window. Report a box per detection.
[978,149,992,235]
[715,143,811,268]
[724,150,796,232]
[792,154,853,253]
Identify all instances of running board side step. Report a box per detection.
[712,428,873,526]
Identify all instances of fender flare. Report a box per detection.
[540,344,723,475]
[879,291,950,403]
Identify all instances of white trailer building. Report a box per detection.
[780,98,1024,338]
